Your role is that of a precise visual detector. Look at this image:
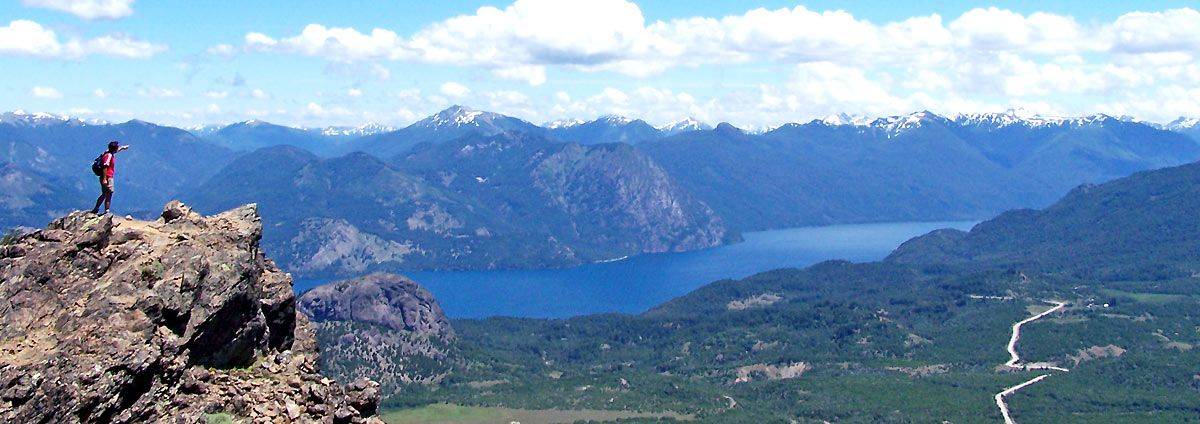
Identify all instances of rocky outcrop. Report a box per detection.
[0,201,381,423]
[298,274,455,394]
[1068,345,1126,366]
[283,218,420,276]
[531,142,730,254]
[731,362,811,384]
[726,293,783,311]
[298,273,452,338]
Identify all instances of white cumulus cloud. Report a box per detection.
[22,0,134,20]
[245,24,403,62]
[948,8,1095,55]
[0,20,164,59]
[1106,8,1200,55]
[30,86,62,99]
[440,81,470,98]
[786,62,907,116]
[49,2,1200,126]
[234,3,1200,89]
[138,87,182,99]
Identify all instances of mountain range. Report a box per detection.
[644,110,1200,230]
[342,106,547,159]
[184,134,728,276]
[3,106,1200,276]
[0,112,236,224]
[5,126,1199,421]
[547,115,664,145]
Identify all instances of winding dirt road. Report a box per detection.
[994,374,1050,423]
[721,395,737,410]
[994,300,1068,424]
[1003,301,1069,372]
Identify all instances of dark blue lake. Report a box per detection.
[295,221,975,319]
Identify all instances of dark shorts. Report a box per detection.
[99,177,114,193]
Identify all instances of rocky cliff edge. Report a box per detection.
[0,201,381,423]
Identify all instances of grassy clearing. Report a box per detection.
[1026,303,1054,315]
[1100,289,1189,304]
[381,403,691,424]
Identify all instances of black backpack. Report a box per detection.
[91,153,106,176]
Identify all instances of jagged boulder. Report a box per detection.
[298,273,452,338]
[0,201,382,423]
[298,273,455,394]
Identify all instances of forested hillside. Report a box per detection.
[352,156,1200,422]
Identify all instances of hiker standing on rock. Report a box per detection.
[90,140,129,215]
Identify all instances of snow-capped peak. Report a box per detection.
[0,110,86,127]
[1070,113,1119,126]
[316,122,396,137]
[818,113,871,126]
[659,117,712,134]
[543,118,584,129]
[422,105,492,129]
[410,105,537,135]
[596,114,632,125]
[951,108,1136,130]
[745,124,776,135]
[870,111,946,137]
[186,124,224,136]
[956,108,1050,127]
[1166,117,1200,130]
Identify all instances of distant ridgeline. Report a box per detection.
[2,108,1199,277]
[888,161,1200,280]
[361,141,1200,422]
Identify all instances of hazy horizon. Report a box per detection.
[3,1,1200,128]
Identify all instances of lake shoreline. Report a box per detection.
[295,220,976,319]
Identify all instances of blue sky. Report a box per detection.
[2,0,1200,129]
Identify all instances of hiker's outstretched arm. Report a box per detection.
[119,145,130,151]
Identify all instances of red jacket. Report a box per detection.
[100,152,115,178]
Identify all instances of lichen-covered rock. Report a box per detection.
[298,273,452,338]
[0,201,382,423]
[298,274,455,394]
